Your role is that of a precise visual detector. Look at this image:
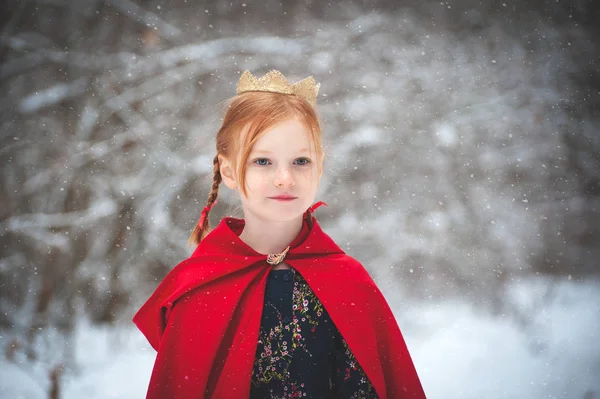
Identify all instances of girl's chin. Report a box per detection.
[256,204,307,220]
[242,199,315,218]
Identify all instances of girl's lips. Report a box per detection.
[269,196,297,201]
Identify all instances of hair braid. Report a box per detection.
[187,155,222,247]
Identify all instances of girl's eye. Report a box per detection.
[295,158,311,166]
[254,158,271,166]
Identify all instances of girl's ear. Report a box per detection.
[219,154,238,190]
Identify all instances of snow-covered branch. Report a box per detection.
[19,78,89,113]
[103,0,184,41]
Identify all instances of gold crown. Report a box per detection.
[236,70,320,106]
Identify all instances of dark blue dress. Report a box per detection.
[250,266,379,399]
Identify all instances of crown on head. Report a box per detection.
[236,70,320,106]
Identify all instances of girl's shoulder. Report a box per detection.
[306,251,379,289]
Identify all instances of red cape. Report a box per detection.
[133,206,426,399]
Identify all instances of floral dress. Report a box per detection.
[250,267,379,399]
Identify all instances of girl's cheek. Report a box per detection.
[298,168,318,180]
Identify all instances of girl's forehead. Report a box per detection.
[246,121,314,151]
[251,137,314,158]
[258,120,311,142]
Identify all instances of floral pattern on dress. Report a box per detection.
[250,267,379,399]
[333,336,379,398]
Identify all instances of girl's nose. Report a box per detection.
[273,167,295,188]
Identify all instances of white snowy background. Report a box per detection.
[1,0,599,398]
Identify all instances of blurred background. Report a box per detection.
[1,0,599,398]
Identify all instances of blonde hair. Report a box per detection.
[188,91,324,247]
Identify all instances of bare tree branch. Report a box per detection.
[0,197,118,232]
[103,0,184,42]
[19,77,89,113]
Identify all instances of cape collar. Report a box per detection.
[190,201,343,261]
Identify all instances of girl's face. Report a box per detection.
[222,117,322,223]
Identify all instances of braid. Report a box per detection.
[187,155,222,247]
[205,155,221,212]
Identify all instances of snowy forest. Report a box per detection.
[1,0,599,398]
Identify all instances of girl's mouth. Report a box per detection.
[269,196,297,201]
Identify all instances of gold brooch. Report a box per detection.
[266,246,290,266]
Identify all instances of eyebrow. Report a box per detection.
[251,148,310,154]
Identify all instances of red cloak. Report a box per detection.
[133,204,426,399]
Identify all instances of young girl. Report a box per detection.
[133,70,426,399]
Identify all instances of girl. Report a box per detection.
[133,70,426,399]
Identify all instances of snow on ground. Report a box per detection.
[409,278,600,399]
[0,363,48,399]
[1,278,598,399]
[61,322,155,399]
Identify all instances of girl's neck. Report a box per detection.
[238,213,303,255]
